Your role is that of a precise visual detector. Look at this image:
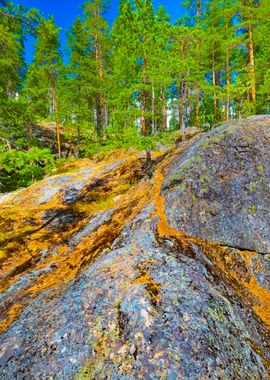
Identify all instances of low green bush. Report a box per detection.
[0,147,55,192]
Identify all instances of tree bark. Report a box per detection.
[181,76,187,141]
[151,83,156,136]
[161,86,167,132]
[96,96,101,139]
[248,23,256,110]
[196,0,202,20]
[75,124,81,159]
[94,4,106,140]
[225,46,230,121]
[178,86,182,130]
[141,86,147,136]
[195,84,200,128]
[52,86,61,158]
[212,51,218,121]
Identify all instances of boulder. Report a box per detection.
[164,115,270,253]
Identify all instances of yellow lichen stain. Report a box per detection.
[250,340,270,370]
[151,140,270,333]
[134,271,161,306]
[0,149,158,333]
[203,247,270,329]
[0,302,23,335]
[1,137,270,351]
[57,245,69,255]
[152,139,199,247]
[247,276,270,328]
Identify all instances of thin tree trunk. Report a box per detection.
[141,87,147,136]
[100,93,107,140]
[104,99,108,139]
[224,18,231,121]
[248,23,256,110]
[141,48,148,136]
[195,84,200,128]
[196,0,202,19]
[76,76,82,158]
[178,86,182,130]
[94,4,106,140]
[75,124,81,159]
[161,86,167,132]
[181,76,187,141]
[151,83,156,135]
[96,96,101,140]
[186,85,191,126]
[53,86,61,158]
[212,51,218,121]
[225,46,230,121]
[28,125,33,142]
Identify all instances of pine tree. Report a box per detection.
[250,0,270,113]
[82,0,111,141]
[239,0,258,111]
[110,0,139,134]
[66,17,95,157]
[25,17,63,157]
[111,0,173,136]
[0,1,36,153]
[150,6,172,134]
[0,2,25,98]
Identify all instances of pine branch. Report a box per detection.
[0,10,37,33]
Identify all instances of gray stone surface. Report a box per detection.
[1,116,270,379]
[163,115,270,253]
[1,206,270,379]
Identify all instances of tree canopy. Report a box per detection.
[0,0,269,190]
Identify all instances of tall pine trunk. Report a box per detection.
[75,124,81,159]
[195,84,200,128]
[161,85,167,132]
[96,96,101,139]
[100,93,107,140]
[225,19,231,122]
[212,50,218,122]
[196,0,202,19]
[248,23,256,110]
[141,86,147,136]
[53,86,61,158]
[151,83,156,136]
[94,5,106,140]
[178,86,182,130]
[141,50,148,136]
[225,46,230,121]
[181,76,187,141]
[195,1,201,128]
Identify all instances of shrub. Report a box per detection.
[0,147,55,192]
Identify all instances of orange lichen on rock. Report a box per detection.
[0,149,159,333]
[152,139,199,246]
[151,141,270,331]
[134,271,161,307]
[1,136,270,340]
[0,302,23,335]
[194,243,270,329]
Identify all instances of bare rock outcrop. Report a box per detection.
[1,116,270,379]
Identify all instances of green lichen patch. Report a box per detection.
[249,204,257,215]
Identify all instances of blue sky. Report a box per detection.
[13,0,186,62]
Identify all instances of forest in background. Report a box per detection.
[0,0,269,191]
